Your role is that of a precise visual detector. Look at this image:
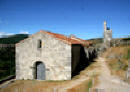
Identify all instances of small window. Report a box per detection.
[38,39,42,48]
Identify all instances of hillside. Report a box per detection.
[0,34,28,44]
[87,38,103,45]
[103,46,130,80]
[87,37,130,44]
[0,34,29,80]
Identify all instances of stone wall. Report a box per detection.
[16,32,71,80]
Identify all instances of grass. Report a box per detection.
[104,46,130,79]
[0,61,100,92]
[0,80,68,92]
[87,79,92,92]
[68,61,100,92]
[124,48,130,59]
[67,79,93,92]
[72,75,80,80]
[109,59,127,71]
[72,61,100,80]
[68,76,99,92]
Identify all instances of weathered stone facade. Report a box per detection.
[16,31,71,80]
[15,30,94,80]
[103,21,112,48]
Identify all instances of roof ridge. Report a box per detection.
[16,30,91,47]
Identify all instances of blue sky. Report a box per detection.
[0,0,130,39]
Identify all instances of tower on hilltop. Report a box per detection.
[103,21,112,48]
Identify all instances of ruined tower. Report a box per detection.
[103,21,112,48]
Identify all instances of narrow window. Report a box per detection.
[38,39,42,48]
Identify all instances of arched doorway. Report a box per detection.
[35,61,46,80]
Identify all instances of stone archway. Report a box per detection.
[35,61,46,80]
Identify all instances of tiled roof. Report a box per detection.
[16,30,92,47]
[40,30,91,46]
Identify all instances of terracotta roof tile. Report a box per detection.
[16,30,92,47]
[40,30,91,46]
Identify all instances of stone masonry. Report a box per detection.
[103,21,112,48]
[16,31,71,80]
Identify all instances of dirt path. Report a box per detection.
[56,62,101,92]
[95,57,130,92]
[56,76,89,92]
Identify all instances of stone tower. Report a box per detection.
[103,21,112,48]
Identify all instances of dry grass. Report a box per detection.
[67,79,92,92]
[67,76,99,92]
[107,59,127,79]
[0,61,101,92]
[103,46,130,80]
[0,80,70,92]
[79,62,101,77]
[68,61,100,92]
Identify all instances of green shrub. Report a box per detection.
[122,65,128,71]
[124,48,130,59]
[127,49,130,59]
[86,79,92,92]
[109,60,127,71]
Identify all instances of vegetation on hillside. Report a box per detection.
[122,38,130,41]
[104,46,130,80]
[0,34,28,44]
[87,38,103,45]
[125,48,130,59]
[0,34,28,80]
[0,47,15,80]
[87,37,130,47]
